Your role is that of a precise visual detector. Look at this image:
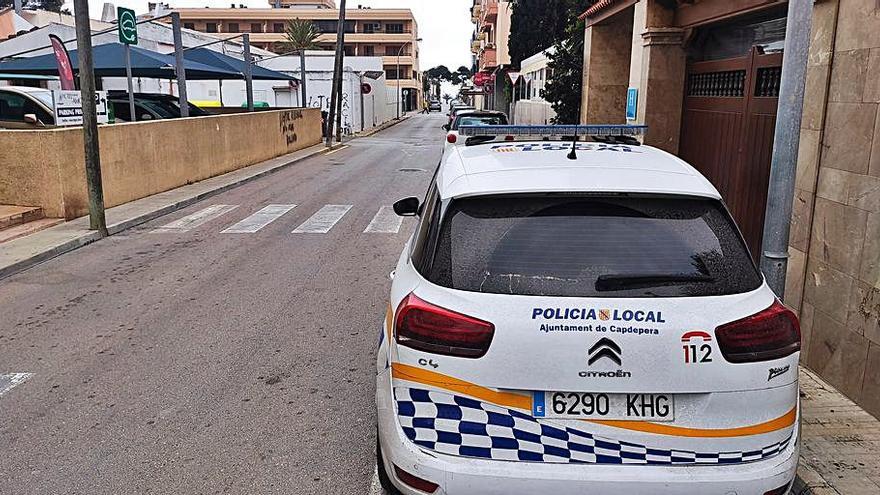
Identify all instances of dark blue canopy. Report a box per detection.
[184,48,296,81]
[0,43,241,80]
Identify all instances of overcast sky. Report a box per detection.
[74,0,474,73]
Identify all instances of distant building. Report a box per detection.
[512,47,556,124]
[162,0,422,112]
[469,0,512,112]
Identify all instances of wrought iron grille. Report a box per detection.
[686,70,746,97]
[754,66,782,97]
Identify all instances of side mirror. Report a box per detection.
[393,197,421,217]
[23,113,40,126]
[442,124,450,131]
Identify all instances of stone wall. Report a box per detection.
[786,0,880,418]
[0,108,322,219]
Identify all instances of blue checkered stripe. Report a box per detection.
[395,387,792,465]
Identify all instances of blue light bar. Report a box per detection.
[457,124,648,137]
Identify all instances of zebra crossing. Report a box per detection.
[150,203,409,235]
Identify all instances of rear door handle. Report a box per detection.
[389,270,396,280]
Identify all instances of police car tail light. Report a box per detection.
[446,133,457,144]
[714,300,800,363]
[393,465,438,493]
[395,293,494,358]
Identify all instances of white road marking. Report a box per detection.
[292,205,352,233]
[364,206,403,234]
[221,204,297,234]
[0,373,34,397]
[151,205,239,233]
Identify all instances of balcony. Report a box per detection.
[471,4,481,23]
[471,39,481,54]
[479,47,497,71]
[483,0,497,22]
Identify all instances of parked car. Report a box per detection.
[0,86,56,128]
[446,105,475,127]
[428,100,442,112]
[442,109,508,149]
[107,91,210,122]
[377,124,801,495]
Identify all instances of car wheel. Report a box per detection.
[376,436,402,495]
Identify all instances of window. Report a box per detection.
[452,113,508,130]
[0,92,52,124]
[183,22,195,30]
[386,23,404,33]
[363,22,380,33]
[227,22,239,33]
[343,45,355,56]
[206,22,218,33]
[362,45,374,56]
[385,68,399,80]
[251,23,262,33]
[273,23,284,33]
[385,45,403,56]
[421,195,761,298]
[314,20,335,33]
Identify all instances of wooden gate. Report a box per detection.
[679,47,782,259]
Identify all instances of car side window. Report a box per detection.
[0,92,27,122]
[409,182,441,272]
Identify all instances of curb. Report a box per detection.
[0,143,331,281]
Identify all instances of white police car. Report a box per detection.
[376,125,800,495]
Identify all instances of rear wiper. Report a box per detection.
[595,273,714,291]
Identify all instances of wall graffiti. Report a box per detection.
[279,109,304,146]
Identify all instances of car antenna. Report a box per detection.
[567,134,578,160]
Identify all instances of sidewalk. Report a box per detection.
[795,367,880,494]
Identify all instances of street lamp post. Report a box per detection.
[396,37,422,119]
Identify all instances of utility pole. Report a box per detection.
[326,0,346,147]
[759,0,813,298]
[299,49,307,107]
[171,13,189,117]
[73,0,108,236]
[243,34,254,112]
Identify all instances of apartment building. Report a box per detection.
[166,0,422,111]
[469,0,512,112]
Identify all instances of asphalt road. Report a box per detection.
[0,113,445,494]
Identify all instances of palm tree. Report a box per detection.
[284,19,320,107]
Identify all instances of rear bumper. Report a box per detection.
[376,369,799,495]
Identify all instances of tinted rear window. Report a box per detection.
[423,195,761,298]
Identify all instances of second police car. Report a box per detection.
[376,124,801,495]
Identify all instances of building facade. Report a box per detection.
[469,0,512,112]
[512,47,557,124]
[165,0,422,112]
[577,0,880,418]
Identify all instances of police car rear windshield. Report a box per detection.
[424,195,761,298]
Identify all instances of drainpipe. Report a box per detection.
[759,0,813,297]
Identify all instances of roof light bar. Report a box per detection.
[457,124,648,138]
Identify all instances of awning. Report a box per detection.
[184,47,296,81]
[0,43,241,80]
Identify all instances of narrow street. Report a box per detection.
[0,114,443,494]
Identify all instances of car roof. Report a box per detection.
[456,110,505,116]
[0,86,52,95]
[436,141,721,200]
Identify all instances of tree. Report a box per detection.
[508,0,581,67]
[538,1,596,124]
[283,19,320,107]
[450,66,473,86]
[0,0,67,13]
